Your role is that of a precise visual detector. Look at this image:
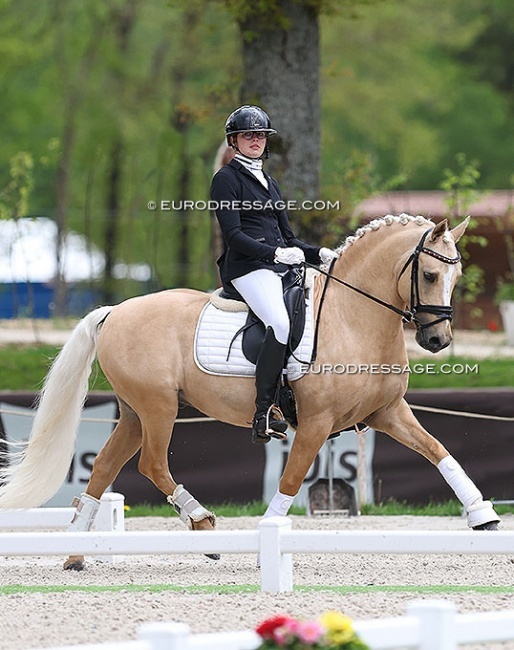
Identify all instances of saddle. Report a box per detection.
[216,267,308,428]
[220,267,307,366]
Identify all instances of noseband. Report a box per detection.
[306,226,461,333]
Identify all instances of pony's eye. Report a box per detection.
[423,271,437,283]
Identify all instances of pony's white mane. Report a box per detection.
[335,213,433,256]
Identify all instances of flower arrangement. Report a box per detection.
[255,611,370,650]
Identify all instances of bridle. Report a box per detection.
[306,226,462,337]
[397,227,461,329]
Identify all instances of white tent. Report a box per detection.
[0,217,150,283]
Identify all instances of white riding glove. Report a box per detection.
[319,247,339,264]
[274,247,305,265]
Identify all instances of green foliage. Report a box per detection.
[440,152,482,217]
[438,153,488,314]
[0,151,34,220]
[0,0,512,302]
[321,0,514,190]
[495,280,514,304]
[318,149,407,245]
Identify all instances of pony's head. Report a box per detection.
[400,217,469,353]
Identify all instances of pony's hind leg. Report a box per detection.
[64,399,143,571]
[369,398,500,530]
[137,398,216,536]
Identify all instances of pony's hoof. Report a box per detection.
[63,556,86,571]
[191,517,220,560]
[473,521,500,531]
[205,553,220,561]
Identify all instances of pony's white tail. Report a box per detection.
[0,305,113,509]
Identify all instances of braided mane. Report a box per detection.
[335,213,433,256]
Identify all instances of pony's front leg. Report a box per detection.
[263,422,330,519]
[370,398,500,530]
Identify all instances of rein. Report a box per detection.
[306,227,462,361]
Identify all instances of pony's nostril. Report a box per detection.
[429,336,441,349]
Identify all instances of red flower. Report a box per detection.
[488,319,500,332]
[256,615,295,640]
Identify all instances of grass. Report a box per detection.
[124,499,514,518]
[0,345,112,391]
[1,584,513,596]
[125,501,307,518]
[0,345,511,391]
[405,357,513,389]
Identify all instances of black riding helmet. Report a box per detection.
[225,105,277,158]
[225,105,277,140]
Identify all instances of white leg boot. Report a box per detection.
[262,490,295,519]
[64,493,101,572]
[438,456,500,529]
[68,492,101,532]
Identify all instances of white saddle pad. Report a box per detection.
[194,295,314,381]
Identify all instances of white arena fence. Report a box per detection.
[0,492,125,563]
[0,511,514,592]
[2,504,514,647]
[28,600,514,650]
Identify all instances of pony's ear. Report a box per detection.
[450,216,470,243]
[428,218,448,243]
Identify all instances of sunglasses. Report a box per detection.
[240,131,268,140]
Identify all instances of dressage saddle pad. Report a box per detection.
[194,294,314,381]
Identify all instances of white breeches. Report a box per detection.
[232,269,290,345]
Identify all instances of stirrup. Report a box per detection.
[252,405,288,444]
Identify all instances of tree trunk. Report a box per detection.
[50,0,108,315]
[102,0,139,304]
[53,107,75,317]
[104,138,123,304]
[239,1,320,203]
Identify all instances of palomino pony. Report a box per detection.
[0,214,499,570]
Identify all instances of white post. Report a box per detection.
[357,431,367,509]
[407,599,457,650]
[258,516,293,593]
[137,622,190,650]
[93,492,125,563]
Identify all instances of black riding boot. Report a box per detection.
[252,327,289,444]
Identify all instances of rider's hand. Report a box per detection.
[319,247,339,264]
[274,247,305,265]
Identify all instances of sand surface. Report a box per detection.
[1,514,513,649]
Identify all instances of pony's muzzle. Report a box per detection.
[416,322,453,353]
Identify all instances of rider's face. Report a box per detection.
[236,132,267,158]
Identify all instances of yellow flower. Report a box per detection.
[319,611,355,645]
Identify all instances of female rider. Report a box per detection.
[210,105,337,444]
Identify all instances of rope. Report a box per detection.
[409,403,514,422]
[0,404,511,425]
[0,406,214,425]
